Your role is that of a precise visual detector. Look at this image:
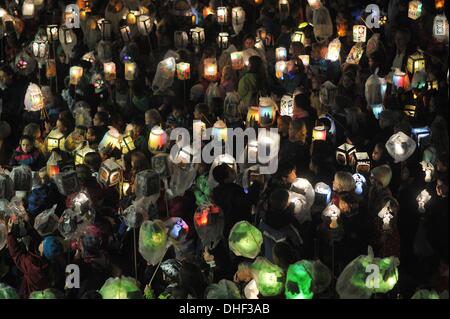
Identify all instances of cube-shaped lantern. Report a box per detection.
[276,47,287,61]
[134,169,160,198]
[307,0,322,9]
[190,27,205,46]
[69,66,84,85]
[433,14,449,42]
[120,25,132,43]
[404,104,416,117]
[46,25,59,42]
[246,107,260,127]
[151,154,171,178]
[354,152,371,174]
[259,102,276,127]
[314,182,331,206]
[148,126,168,153]
[176,62,191,80]
[345,43,365,65]
[217,32,229,49]
[204,58,218,81]
[312,126,327,141]
[291,31,304,44]
[217,7,228,24]
[174,31,189,49]
[230,51,244,70]
[385,131,417,163]
[124,62,137,81]
[407,52,426,74]
[74,144,95,165]
[98,19,112,40]
[280,95,294,117]
[336,143,356,166]
[408,1,423,20]
[120,135,135,154]
[54,171,81,196]
[393,70,410,91]
[22,0,35,18]
[412,126,431,147]
[371,104,384,120]
[46,129,65,152]
[275,61,287,79]
[353,25,367,42]
[137,15,153,36]
[98,159,122,187]
[326,38,341,61]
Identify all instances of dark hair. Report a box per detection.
[269,188,290,211]
[20,135,34,144]
[180,261,207,298]
[273,242,298,269]
[213,163,230,184]
[84,152,101,172]
[294,94,311,110]
[276,160,296,179]
[95,111,109,125]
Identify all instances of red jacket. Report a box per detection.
[7,234,50,298]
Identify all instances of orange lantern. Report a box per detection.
[337,23,347,37]
[204,58,218,81]
[148,126,168,153]
[46,60,57,78]
[436,0,445,9]
[246,107,260,127]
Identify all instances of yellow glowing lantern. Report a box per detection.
[247,107,260,127]
[204,58,218,81]
[231,51,244,70]
[298,55,310,67]
[120,135,135,154]
[312,126,327,141]
[74,143,95,165]
[212,120,228,141]
[103,62,116,81]
[217,32,230,49]
[137,15,153,36]
[127,11,139,25]
[22,0,35,18]
[353,25,367,43]
[120,25,132,43]
[326,38,341,61]
[408,1,423,20]
[257,28,267,41]
[148,126,168,153]
[46,129,65,152]
[124,62,137,81]
[24,83,44,112]
[307,0,322,9]
[291,31,304,44]
[46,60,57,78]
[176,62,191,80]
[259,99,276,127]
[70,66,84,85]
[217,7,228,24]
[407,52,426,74]
[276,47,287,61]
[404,104,416,117]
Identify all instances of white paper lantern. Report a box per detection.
[378,200,394,231]
[323,204,341,229]
[433,14,449,42]
[217,7,228,24]
[385,131,417,163]
[280,95,294,117]
[416,189,431,213]
[22,0,35,18]
[353,25,367,43]
[276,47,287,61]
[326,38,341,62]
[232,7,246,35]
[24,83,44,112]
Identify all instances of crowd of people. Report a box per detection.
[0,0,448,299]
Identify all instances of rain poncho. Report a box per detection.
[0,173,14,200]
[10,165,32,192]
[99,277,142,299]
[228,221,263,259]
[34,205,59,237]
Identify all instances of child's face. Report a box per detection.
[20,139,33,153]
[86,128,96,142]
[372,145,382,162]
[277,118,289,134]
[93,114,103,126]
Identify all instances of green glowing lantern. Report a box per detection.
[29,288,62,299]
[229,221,263,259]
[205,279,241,299]
[99,276,142,299]
[285,261,314,299]
[411,289,441,299]
[0,283,19,299]
[139,220,168,266]
[251,257,284,297]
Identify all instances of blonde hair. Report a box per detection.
[334,171,356,193]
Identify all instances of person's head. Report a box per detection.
[372,143,387,163]
[145,109,162,126]
[221,65,237,84]
[93,111,109,127]
[277,115,291,136]
[213,163,235,185]
[38,236,63,261]
[243,34,256,49]
[333,171,355,193]
[370,164,393,189]
[171,105,184,118]
[0,121,11,141]
[289,119,307,143]
[248,55,263,74]
[337,193,359,214]
[436,175,448,198]
[0,65,13,87]
[38,167,50,185]
[23,123,42,141]
[269,188,290,211]
[286,60,298,74]
[276,161,297,185]
[56,115,74,136]
[130,151,150,173]
[131,117,145,137]
[194,103,209,120]
[19,135,34,154]
[340,71,355,89]
[86,127,97,143]
[272,242,298,269]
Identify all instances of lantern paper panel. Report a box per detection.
[353,173,367,195]
[217,32,230,49]
[98,158,122,187]
[54,171,81,196]
[232,7,246,35]
[285,261,314,299]
[314,182,332,206]
[280,95,294,117]
[103,62,117,81]
[251,257,285,297]
[312,126,327,141]
[279,0,290,21]
[228,221,263,259]
[291,31,304,44]
[404,104,417,117]
[353,25,367,43]
[258,97,276,127]
[204,58,218,81]
[365,72,387,107]
[137,15,153,36]
[191,27,205,46]
[194,204,224,249]
[246,107,260,127]
[217,7,228,24]
[433,14,449,42]
[345,43,364,65]
[148,126,168,153]
[33,205,59,237]
[99,277,142,299]
[46,129,65,152]
[385,131,417,163]
[212,120,228,141]
[412,126,431,148]
[176,62,191,80]
[298,55,310,67]
[312,6,333,41]
[139,220,168,266]
[165,217,189,244]
[407,52,426,74]
[276,47,287,61]
[24,83,44,112]
[69,66,84,85]
[323,204,341,229]
[124,62,137,81]
[393,69,411,91]
[308,0,322,9]
[326,38,341,61]
[408,1,423,20]
[46,59,57,78]
[134,169,160,198]
[74,143,95,165]
[336,143,356,166]
[22,0,35,18]
[354,152,371,174]
[120,134,135,154]
[98,127,121,151]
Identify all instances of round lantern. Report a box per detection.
[228,221,263,259]
[307,0,322,9]
[326,38,341,61]
[99,277,142,299]
[24,83,44,112]
[204,58,218,81]
[98,127,121,151]
[416,189,431,213]
[139,220,168,265]
[212,120,228,142]
[148,126,168,153]
[314,182,332,206]
[176,62,190,80]
[312,126,327,141]
[393,69,411,91]
[251,257,284,297]
[385,131,417,163]
[194,204,225,249]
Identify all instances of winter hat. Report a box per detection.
[42,236,63,261]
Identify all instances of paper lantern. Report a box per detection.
[137,15,153,36]
[352,25,367,43]
[354,152,371,174]
[436,0,445,10]
[31,40,49,62]
[416,189,431,213]
[230,51,244,70]
[275,61,287,79]
[408,1,423,20]
[385,131,417,163]
[217,7,228,24]
[313,6,333,41]
[312,126,327,141]
[22,0,35,18]
[126,10,139,25]
[232,7,246,35]
[314,182,331,205]
[82,51,96,63]
[412,289,441,299]
[404,104,416,117]
[298,55,310,67]
[134,169,160,198]
[98,158,122,187]
[420,161,434,183]
[47,157,60,178]
[193,120,206,140]
[336,143,356,166]
[323,204,341,229]
[24,83,44,112]
[337,22,347,37]
[97,19,112,40]
[69,66,84,85]
[212,120,228,141]
[46,129,65,152]
[407,52,426,74]
[190,27,205,46]
[0,283,19,299]
[246,107,260,127]
[345,42,365,65]
[120,25,132,43]
[251,257,284,297]
[46,60,57,79]
[46,25,59,42]
[124,62,137,81]
[148,126,167,153]
[352,173,366,196]
[103,62,116,81]
[365,71,387,107]
[259,101,276,127]
[120,134,135,154]
[285,262,314,299]
[60,27,74,44]
[393,69,410,91]
[29,289,61,299]
[99,277,142,299]
[176,62,190,80]
[204,58,218,81]
[280,95,294,117]
[433,14,449,42]
[74,143,95,165]
[194,204,224,248]
[412,126,431,147]
[279,0,290,20]
[217,32,230,49]
[229,221,263,259]
[371,104,384,120]
[326,38,341,61]
[276,47,287,61]
[174,30,189,49]
[307,0,322,9]
[291,178,315,209]
[99,127,121,151]
[291,31,304,44]
[54,171,81,196]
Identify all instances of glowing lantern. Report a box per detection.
[22,0,35,18]
[46,25,59,42]
[134,169,160,198]
[433,14,449,42]
[54,171,81,196]
[412,126,431,147]
[212,120,228,142]
[120,135,135,154]
[74,143,95,165]
[124,62,137,81]
[314,182,332,205]
[436,0,445,10]
[354,152,371,174]
[298,55,310,67]
[31,40,49,63]
[408,1,423,20]
[24,83,44,112]
[353,173,366,196]
[416,189,431,213]
[97,19,112,40]
[46,153,60,178]
[229,221,263,259]
[353,25,367,42]
[99,277,142,299]
[82,51,96,63]
[165,217,189,244]
[371,104,384,120]
[420,161,434,183]
[99,127,121,151]
[365,71,387,108]
[217,7,228,24]
[393,69,411,91]
[312,126,327,141]
[148,126,168,153]
[346,42,365,65]
[103,62,116,81]
[326,38,341,61]
[230,51,244,70]
[193,120,206,140]
[251,257,284,297]
[257,28,267,41]
[46,129,65,152]
[279,0,290,20]
[258,98,276,127]
[137,15,153,36]
[204,58,218,81]
[404,104,416,117]
[232,7,246,35]
[69,66,84,85]
[120,25,132,43]
[385,131,417,163]
[336,143,356,166]
[174,31,189,49]
[202,6,215,18]
[28,289,60,299]
[217,32,229,49]
[190,27,205,46]
[246,107,260,127]
[280,95,294,117]
[407,52,426,74]
[98,158,122,187]
[275,61,287,79]
[323,204,341,229]
[60,27,74,44]
[276,47,287,61]
[291,31,304,44]
[337,22,347,37]
[126,10,139,25]
[46,60,57,78]
[285,262,314,299]
[0,283,19,299]
[176,62,190,80]
[307,0,322,9]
